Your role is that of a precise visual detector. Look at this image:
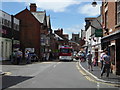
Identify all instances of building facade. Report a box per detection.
[15,7,42,58]
[101,0,120,75]
[84,16,102,63]
[0,10,20,61]
[71,33,80,44]
[15,3,52,61]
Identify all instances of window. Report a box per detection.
[2,18,4,25]
[105,11,108,28]
[75,37,77,41]
[4,19,7,26]
[117,1,120,24]
[13,23,19,31]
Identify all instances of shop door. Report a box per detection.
[116,39,120,75]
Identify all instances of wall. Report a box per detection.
[15,9,41,57]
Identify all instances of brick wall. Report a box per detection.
[15,8,41,57]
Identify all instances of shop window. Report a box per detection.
[2,18,4,25]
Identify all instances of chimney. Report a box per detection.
[30,3,37,12]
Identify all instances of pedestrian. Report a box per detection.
[10,50,17,64]
[49,52,53,61]
[42,53,46,61]
[100,50,105,70]
[86,51,93,71]
[101,50,111,78]
[79,51,85,62]
[46,52,50,61]
[25,50,30,64]
[16,49,23,65]
[93,56,98,66]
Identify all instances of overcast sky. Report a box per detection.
[1,0,101,39]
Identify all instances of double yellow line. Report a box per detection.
[76,62,120,87]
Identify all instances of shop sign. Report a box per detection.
[95,29,103,37]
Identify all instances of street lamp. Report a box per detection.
[91,0,102,7]
[92,0,97,7]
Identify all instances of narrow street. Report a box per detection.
[1,61,118,89]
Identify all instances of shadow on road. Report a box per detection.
[2,75,33,89]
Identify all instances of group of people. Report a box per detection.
[86,50,111,78]
[74,51,86,62]
[42,52,54,61]
[25,50,39,64]
[11,49,38,65]
[11,49,23,65]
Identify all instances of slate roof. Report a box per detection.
[31,11,46,24]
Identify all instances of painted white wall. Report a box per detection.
[14,18,19,25]
[1,10,11,21]
[0,37,12,61]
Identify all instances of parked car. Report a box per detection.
[29,52,39,62]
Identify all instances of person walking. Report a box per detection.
[87,51,93,71]
[100,50,105,70]
[25,50,30,64]
[46,52,49,61]
[101,50,111,78]
[10,50,17,64]
[16,49,23,65]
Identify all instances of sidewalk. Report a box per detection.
[79,61,120,84]
[0,60,26,65]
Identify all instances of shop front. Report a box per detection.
[101,31,120,75]
[0,37,12,61]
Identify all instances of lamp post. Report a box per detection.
[92,0,103,7]
[92,0,97,7]
[91,0,109,35]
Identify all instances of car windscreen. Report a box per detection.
[60,48,73,53]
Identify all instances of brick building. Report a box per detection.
[71,33,80,44]
[15,6,42,58]
[101,0,120,75]
[54,28,69,45]
[15,3,52,61]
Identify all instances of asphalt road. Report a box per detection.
[1,61,119,89]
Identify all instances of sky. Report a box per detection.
[0,0,102,39]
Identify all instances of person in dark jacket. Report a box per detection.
[87,51,93,71]
[101,50,111,78]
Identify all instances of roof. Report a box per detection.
[15,8,41,24]
[54,33,64,40]
[69,40,79,45]
[32,11,46,23]
[85,17,96,21]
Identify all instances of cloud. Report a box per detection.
[63,24,84,39]
[2,0,81,12]
[26,0,81,12]
[78,3,101,16]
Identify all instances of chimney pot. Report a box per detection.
[30,3,37,12]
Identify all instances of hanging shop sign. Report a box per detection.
[95,29,103,37]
